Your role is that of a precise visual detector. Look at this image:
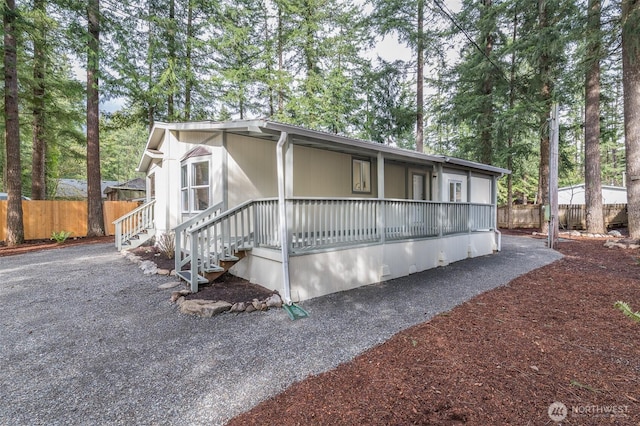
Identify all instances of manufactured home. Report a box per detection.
[114,120,509,302]
[557,184,627,205]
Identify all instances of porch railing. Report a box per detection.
[291,198,380,250]
[174,201,224,275]
[113,199,156,251]
[180,199,277,291]
[176,197,495,292]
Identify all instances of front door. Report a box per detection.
[412,173,425,200]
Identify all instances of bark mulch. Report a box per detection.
[0,236,114,257]
[228,237,640,425]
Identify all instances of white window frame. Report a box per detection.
[352,158,372,194]
[449,180,462,203]
[181,156,211,214]
[148,172,156,200]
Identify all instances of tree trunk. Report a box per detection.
[86,0,105,237]
[167,0,175,121]
[537,0,551,235]
[507,4,519,229]
[584,0,604,233]
[147,2,155,131]
[4,0,24,246]
[31,0,47,200]
[479,0,493,165]
[277,4,284,114]
[415,0,424,153]
[622,0,640,239]
[184,0,193,121]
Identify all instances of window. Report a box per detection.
[352,158,371,193]
[181,159,210,213]
[148,173,156,199]
[449,180,462,203]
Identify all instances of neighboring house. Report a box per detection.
[53,179,119,200]
[558,184,627,205]
[104,178,146,201]
[0,193,30,200]
[114,120,509,302]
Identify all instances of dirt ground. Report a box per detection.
[3,231,639,424]
[227,233,640,425]
[0,235,114,257]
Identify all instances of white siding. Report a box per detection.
[384,163,406,199]
[231,232,497,301]
[293,145,377,198]
[470,175,492,204]
[227,134,277,207]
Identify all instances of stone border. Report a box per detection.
[120,249,175,277]
[170,291,283,318]
[121,249,283,317]
[531,230,624,239]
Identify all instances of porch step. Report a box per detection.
[176,270,208,285]
[220,255,239,262]
[124,228,156,250]
[203,265,224,273]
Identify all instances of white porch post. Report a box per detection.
[222,131,229,211]
[467,170,472,233]
[276,132,292,304]
[435,163,444,237]
[492,174,502,251]
[377,152,385,243]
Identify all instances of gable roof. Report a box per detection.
[138,119,511,176]
[54,179,119,199]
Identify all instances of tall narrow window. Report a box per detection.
[449,180,462,202]
[191,161,209,211]
[352,158,371,193]
[181,164,189,211]
[180,146,212,214]
[149,173,156,199]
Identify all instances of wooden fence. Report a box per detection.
[498,204,628,230]
[0,200,140,241]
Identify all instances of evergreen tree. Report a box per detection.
[370,0,440,152]
[86,0,105,236]
[622,0,640,238]
[584,0,604,233]
[3,0,25,245]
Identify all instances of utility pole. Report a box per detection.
[548,104,559,249]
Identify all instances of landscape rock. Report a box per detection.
[139,260,158,275]
[604,240,616,248]
[570,230,581,237]
[158,281,180,290]
[157,268,171,276]
[230,302,246,312]
[179,300,232,317]
[171,289,191,302]
[608,230,623,237]
[176,296,185,306]
[245,304,256,313]
[265,293,283,308]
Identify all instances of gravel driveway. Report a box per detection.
[0,235,561,425]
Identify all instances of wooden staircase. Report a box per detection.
[113,200,156,251]
[174,200,268,292]
[121,227,156,250]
